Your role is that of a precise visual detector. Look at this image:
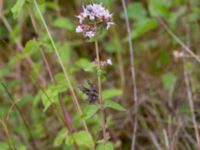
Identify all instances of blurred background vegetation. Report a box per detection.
[0,0,200,149]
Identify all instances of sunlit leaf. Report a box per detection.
[65,131,94,149]
[54,128,68,147]
[131,18,158,39]
[65,134,74,145]
[11,0,26,18]
[102,89,122,100]
[82,104,99,120]
[148,0,170,18]
[58,43,71,64]
[96,142,114,150]
[17,145,26,150]
[53,18,75,31]
[124,2,147,20]
[105,100,126,111]
[24,39,40,54]
[0,142,9,149]
[41,83,67,111]
[76,58,96,72]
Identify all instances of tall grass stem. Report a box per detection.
[121,0,139,149]
[33,0,88,132]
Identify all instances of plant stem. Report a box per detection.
[0,119,16,150]
[33,0,88,132]
[95,40,107,142]
[121,0,139,149]
[183,61,200,145]
[183,19,200,146]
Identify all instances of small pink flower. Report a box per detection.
[84,31,96,38]
[76,26,83,33]
[76,3,114,38]
[106,58,112,65]
[76,12,87,23]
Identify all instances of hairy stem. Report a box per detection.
[95,40,107,142]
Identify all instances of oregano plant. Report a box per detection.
[75,3,125,149]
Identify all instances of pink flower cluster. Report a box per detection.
[76,3,114,38]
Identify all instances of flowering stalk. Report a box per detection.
[76,3,114,142]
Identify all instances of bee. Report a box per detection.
[86,6,94,13]
[78,80,98,103]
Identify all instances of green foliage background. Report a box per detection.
[0,0,200,149]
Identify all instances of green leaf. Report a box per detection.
[84,63,96,72]
[82,104,99,120]
[0,142,9,150]
[0,67,11,79]
[41,83,67,112]
[167,7,186,29]
[54,128,68,147]
[148,0,170,18]
[131,18,158,39]
[162,73,176,91]
[187,7,200,22]
[159,50,170,65]
[11,0,26,18]
[0,107,7,118]
[74,131,94,148]
[17,145,26,150]
[66,131,94,149]
[76,58,96,72]
[105,100,126,111]
[16,40,40,61]
[96,142,114,150]
[53,18,75,31]
[65,134,74,145]
[102,89,122,100]
[41,88,58,112]
[104,42,116,53]
[58,43,71,64]
[24,39,40,54]
[76,58,90,68]
[38,0,45,4]
[126,2,147,20]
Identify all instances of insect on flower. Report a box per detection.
[78,80,98,103]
